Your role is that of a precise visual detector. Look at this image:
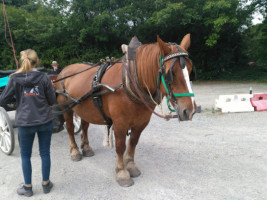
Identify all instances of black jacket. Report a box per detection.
[0,71,56,126]
[48,68,61,75]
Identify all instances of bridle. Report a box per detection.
[157,43,195,114]
[123,40,195,121]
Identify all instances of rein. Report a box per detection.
[53,58,123,83]
[53,64,98,83]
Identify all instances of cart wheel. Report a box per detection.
[63,114,82,135]
[0,107,15,155]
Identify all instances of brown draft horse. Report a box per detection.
[55,34,196,187]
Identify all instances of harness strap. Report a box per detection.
[54,64,98,83]
[53,84,121,116]
[162,52,188,63]
[91,62,114,127]
[52,101,78,115]
[53,58,123,83]
[51,98,73,108]
[92,97,112,126]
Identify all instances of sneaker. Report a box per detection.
[42,181,53,194]
[17,185,33,197]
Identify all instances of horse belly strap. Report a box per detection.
[92,62,113,127]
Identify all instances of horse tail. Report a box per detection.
[103,125,114,149]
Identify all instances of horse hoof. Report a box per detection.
[82,150,95,157]
[116,178,134,187]
[71,153,82,161]
[116,170,134,187]
[126,161,141,177]
[128,168,141,178]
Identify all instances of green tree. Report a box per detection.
[3,0,30,7]
[1,0,265,81]
[0,1,67,69]
[244,19,267,65]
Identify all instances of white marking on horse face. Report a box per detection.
[182,66,195,113]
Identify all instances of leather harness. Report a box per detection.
[53,62,121,123]
[92,62,113,129]
[53,36,194,128]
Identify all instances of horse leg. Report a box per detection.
[114,126,134,187]
[80,119,94,157]
[124,125,147,178]
[64,111,82,161]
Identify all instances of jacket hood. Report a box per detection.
[12,71,46,87]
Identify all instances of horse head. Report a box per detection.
[157,34,196,121]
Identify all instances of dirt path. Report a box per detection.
[0,81,266,200]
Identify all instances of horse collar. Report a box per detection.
[122,36,162,106]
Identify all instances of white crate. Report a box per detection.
[215,94,254,113]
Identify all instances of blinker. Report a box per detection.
[165,70,173,84]
[180,57,185,69]
[164,56,186,84]
[165,57,177,84]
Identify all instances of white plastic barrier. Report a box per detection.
[215,94,254,113]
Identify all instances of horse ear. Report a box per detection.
[180,33,191,51]
[157,35,171,56]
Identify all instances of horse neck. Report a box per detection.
[136,44,160,94]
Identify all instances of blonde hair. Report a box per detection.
[15,49,39,74]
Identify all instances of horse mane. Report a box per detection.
[135,43,161,94]
[136,43,180,94]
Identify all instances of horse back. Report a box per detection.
[56,63,98,98]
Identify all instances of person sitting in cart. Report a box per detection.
[0,49,56,197]
[48,60,61,75]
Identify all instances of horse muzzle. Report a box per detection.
[174,104,195,121]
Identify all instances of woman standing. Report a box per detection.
[0,49,56,197]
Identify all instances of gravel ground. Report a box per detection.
[0,81,266,200]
